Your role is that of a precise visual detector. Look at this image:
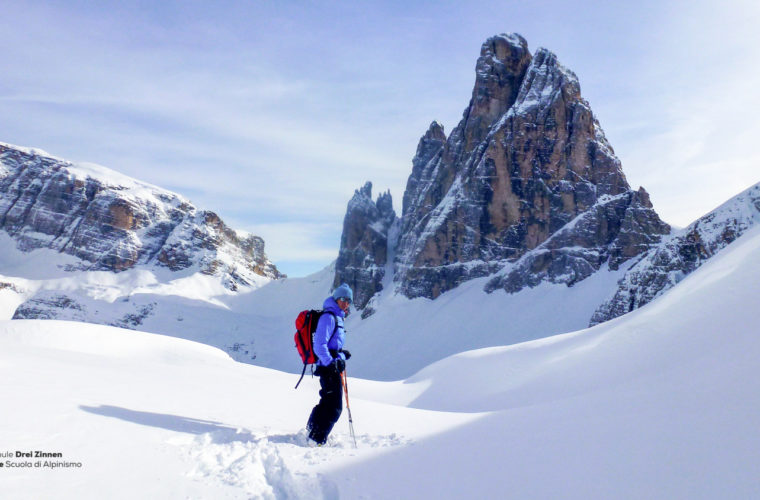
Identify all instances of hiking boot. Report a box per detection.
[307,437,325,447]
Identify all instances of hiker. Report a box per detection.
[306,283,353,446]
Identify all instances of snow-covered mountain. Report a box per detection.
[0,142,284,333]
[1,138,757,379]
[0,34,758,382]
[0,142,281,287]
[332,33,760,365]
[335,33,670,316]
[336,179,760,380]
[2,213,758,499]
[591,181,760,324]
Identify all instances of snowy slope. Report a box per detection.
[0,320,473,499]
[0,229,627,380]
[342,262,627,380]
[342,224,760,499]
[1,222,759,499]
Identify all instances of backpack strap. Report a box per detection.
[294,312,340,389]
[294,363,308,389]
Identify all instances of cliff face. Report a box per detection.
[333,182,396,317]
[0,143,282,290]
[392,33,669,300]
[485,188,670,293]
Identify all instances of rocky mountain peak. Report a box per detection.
[335,33,670,310]
[415,121,447,163]
[356,181,372,199]
[464,33,532,152]
[345,182,395,224]
[0,142,283,289]
[473,34,532,114]
[333,182,397,316]
[423,120,446,140]
[403,122,448,218]
[390,32,666,300]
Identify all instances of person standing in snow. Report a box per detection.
[306,283,353,446]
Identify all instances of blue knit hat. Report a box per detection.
[332,283,353,303]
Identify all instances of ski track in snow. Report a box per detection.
[177,427,408,499]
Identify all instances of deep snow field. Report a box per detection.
[0,227,632,382]
[1,225,759,499]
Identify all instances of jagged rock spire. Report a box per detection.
[333,182,397,315]
[463,33,532,152]
[334,32,669,310]
[392,33,668,299]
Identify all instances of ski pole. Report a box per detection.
[341,370,358,448]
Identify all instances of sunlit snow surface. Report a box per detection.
[1,224,759,498]
[0,223,629,380]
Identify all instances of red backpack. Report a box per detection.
[293,309,337,388]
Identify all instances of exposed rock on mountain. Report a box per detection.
[590,182,760,325]
[335,33,757,336]
[13,292,86,321]
[334,33,672,313]
[333,182,397,316]
[391,33,669,300]
[485,188,670,293]
[0,143,282,290]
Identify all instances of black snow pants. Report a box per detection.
[306,365,343,444]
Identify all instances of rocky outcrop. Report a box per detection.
[590,182,760,325]
[485,188,670,292]
[0,143,282,288]
[12,292,87,321]
[334,33,671,313]
[393,33,669,299]
[333,182,396,316]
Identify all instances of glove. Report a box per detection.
[332,358,346,373]
[340,349,352,360]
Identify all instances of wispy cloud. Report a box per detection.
[604,0,760,226]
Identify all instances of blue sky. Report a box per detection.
[2,0,759,277]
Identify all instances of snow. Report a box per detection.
[0,286,23,317]
[0,141,62,161]
[0,186,755,385]
[1,218,759,498]
[1,141,173,199]
[0,220,638,380]
[345,262,628,380]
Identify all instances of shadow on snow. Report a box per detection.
[78,404,311,445]
[79,404,243,436]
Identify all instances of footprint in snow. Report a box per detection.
[182,427,408,498]
[185,429,338,500]
[266,429,411,449]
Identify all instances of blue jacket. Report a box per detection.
[313,296,347,366]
